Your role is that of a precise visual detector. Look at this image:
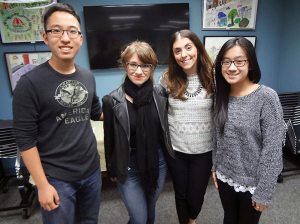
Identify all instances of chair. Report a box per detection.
[278,92,300,181]
[285,119,300,155]
[0,120,36,219]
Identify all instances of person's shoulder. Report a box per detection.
[24,62,48,78]
[154,83,163,91]
[13,63,47,94]
[102,94,113,104]
[154,83,168,97]
[158,71,172,95]
[75,64,93,76]
[16,62,48,87]
[104,85,124,100]
[258,85,281,107]
[159,71,168,88]
[259,85,279,99]
[110,85,123,95]
[260,85,277,94]
[103,86,124,104]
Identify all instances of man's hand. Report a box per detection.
[38,183,60,211]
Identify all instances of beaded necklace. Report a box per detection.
[184,87,203,97]
[184,74,203,98]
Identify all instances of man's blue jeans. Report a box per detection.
[41,168,101,224]
[117,148,167,224]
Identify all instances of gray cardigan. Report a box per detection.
[214,85,285,205]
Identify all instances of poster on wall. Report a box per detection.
[0,0,56,43]
[202,0,258,30]
[5,51,52,92]
[204,36,256,62]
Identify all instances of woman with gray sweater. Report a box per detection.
[212,37,285,224]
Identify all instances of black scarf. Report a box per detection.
[124,77,159,194]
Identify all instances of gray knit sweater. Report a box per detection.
[214,85,285,205]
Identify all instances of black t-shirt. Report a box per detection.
[13,62,102,181]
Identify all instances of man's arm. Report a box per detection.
[21,146,60,211]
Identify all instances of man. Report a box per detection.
[13,3,102,224]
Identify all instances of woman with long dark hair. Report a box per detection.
[161,29,214,224]
[212,37,285,224]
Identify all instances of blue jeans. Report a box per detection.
[117,148,167,224]
[41,168,101,224]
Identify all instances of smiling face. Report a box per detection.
[221,45,250,87]
[172,36,198,75]
[126,53,152,87]
[43,11,83,66]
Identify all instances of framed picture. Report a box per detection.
[5,51,52,92]
[0,1,56,43]
[204,36,256,62]
[202,0,258,30]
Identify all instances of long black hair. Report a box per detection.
[214,37,261,133]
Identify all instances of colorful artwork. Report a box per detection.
[204,36,256,63]
[202,0,258,30]
[5,51,52,92]
[0,1,55,43]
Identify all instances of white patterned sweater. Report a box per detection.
[163,74,214,154]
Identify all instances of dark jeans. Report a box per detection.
[166,150,212,224]
[217,179,262,224]
[117,148,167,224]
[41,168,101,224]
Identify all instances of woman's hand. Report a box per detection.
[212,171,218,190]
[252,201,268,212]
[99,112,104,121]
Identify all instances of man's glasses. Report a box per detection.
[221,59,248,67]
[126,62,152,72]
[46,29,82,39]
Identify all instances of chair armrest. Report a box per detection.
[286,119,298,154]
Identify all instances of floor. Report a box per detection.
[1,155,300,223]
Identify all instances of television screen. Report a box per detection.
[83,3,189,69]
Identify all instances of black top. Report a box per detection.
[13,62,102,181]
[126,99,164,149]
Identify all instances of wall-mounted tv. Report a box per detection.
[83,3,189,69]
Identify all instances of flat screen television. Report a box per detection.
[83,3,189,69]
